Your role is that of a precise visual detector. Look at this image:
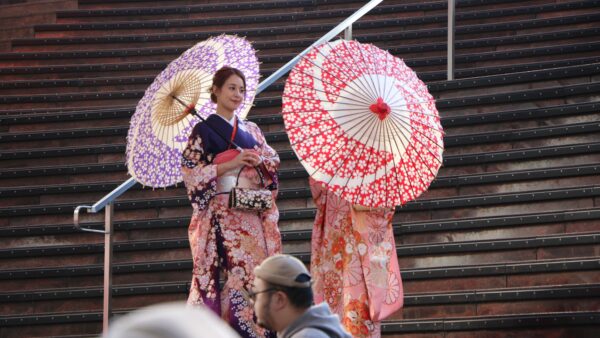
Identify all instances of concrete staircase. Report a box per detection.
[0,0,599,337]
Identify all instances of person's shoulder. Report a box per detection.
[289,327,330,338]
[240,118,259,130]
[191,119,206,131]
[191,118,213,135]
[240,119,265,136]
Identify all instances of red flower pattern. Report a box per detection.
[283,40,443,208]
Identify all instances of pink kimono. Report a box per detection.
[182,115,281,338]
[309,178,404,338]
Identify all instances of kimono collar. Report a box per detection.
[198,114,257,154]
[215,113,247,131]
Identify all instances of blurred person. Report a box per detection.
[104,302,240,338]
[247,254,351,338]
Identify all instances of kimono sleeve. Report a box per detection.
[181,126,218,210]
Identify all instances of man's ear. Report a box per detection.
[272,291,287,310]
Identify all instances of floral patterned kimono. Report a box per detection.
[181,114,281,338]
[309,178,404,338]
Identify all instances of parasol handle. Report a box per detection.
[171,95,243,151]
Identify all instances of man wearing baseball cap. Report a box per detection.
[247,254,351,338]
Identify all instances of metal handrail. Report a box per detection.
[72,0,384,333]
[256,0,382,93]
[73,178,136,231]
[73,0,383,225]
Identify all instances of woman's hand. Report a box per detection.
[232,150,261,167]
[242,150,262,166]
[217,149,262,176]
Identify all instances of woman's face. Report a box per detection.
[213,74,245,113]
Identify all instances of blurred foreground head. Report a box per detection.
[104,302,240,338]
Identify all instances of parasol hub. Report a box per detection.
[370,97,391,120]
[183,103,196,116]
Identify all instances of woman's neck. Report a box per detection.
[216,105,234,121]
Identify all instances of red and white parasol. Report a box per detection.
[282,39,444,208]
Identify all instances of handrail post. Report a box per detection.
[344,25,352,40]
[447,0,455,80]
[103,202,114,335]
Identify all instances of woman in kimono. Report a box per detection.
[181,66,281,338]
[309,178,404,338]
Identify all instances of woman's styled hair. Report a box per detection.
[210,66,247,103]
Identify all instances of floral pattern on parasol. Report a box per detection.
[282,39,443,208]
[126,34,259,188]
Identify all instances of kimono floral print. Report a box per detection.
[182,116,281,338]
[309,178,404,338]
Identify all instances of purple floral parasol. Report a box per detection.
[126,34,260,188]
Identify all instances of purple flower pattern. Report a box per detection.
[127,35,260,188]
